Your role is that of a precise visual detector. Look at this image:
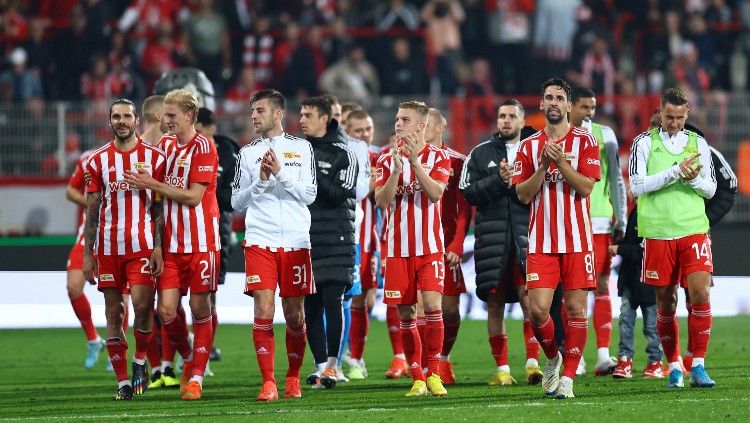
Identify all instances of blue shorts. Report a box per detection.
[345,244,362,297]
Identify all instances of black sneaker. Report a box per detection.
[210,346,222,361]
[132,362,149,395]
[161,366,180,388]
[114,384,133,400]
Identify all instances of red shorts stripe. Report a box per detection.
[360,250,378,290]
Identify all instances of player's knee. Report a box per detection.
[157,306,176,323]
[66,285,83,299]
[397,305,416,321]
[443,309,460,322]
[132,301,151,320]
[105,305,124,324]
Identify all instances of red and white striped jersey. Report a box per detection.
[85,140,166,256]
[359,150,379,253]
[159,133,220,253]
[69,149,96,247]
[511,127,601,254]
[375,144,451,258]
[441,146,472,256]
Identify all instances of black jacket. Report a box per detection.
[706,146,737,226]
[307,119,358,286]
[615,206,655,308]
[459,133,530,302]
[214,134,240,213]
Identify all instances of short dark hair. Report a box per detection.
[541,78,572,102]
[341,102,362,115]
[250,89,285,111]
[110,98,136,117]
[320,93,340,107]
[661,87,689,107]
[498,98,525,116]
[301,96,332,119]
[196,107,215,127]
[570,85,596,104]
[346,109,371,122]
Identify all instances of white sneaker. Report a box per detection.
[542,351,563,395]
[576,356,587,376]
[335,367,349,383]
[555,376,575,399]
[204,360,214,377]
[594,356,617,376]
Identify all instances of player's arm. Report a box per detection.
[129,174,208,208]
[82,191,101,283]
[375,153,400,209]
[317,147,357,207]
[353,143,370,202]
[446,181,472,259]
[458,148,511,207]
[408,154,447,203]
[705,146,737,226]
[66,186,86,206]
[149,199,164,276]
[629,134,680,197]
[683,137,716,199]
[232,149,272,211]
[604,129,627,233]
[270,144,317,205]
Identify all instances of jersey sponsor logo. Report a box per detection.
[587,158,600,166]
[176,158,190,167]
[197,165,213,172]
[285,161,302,167]
[645,270,659,279]
[395,180,422,196]
[564,152,578,161]
[99,273,115,282]
[526,273,539,282]
[165,175,186,188]
[512,161,522,176]
[544,169,565,183]
[283,151,301,159]
[246,275,261,284]
[385,290,401,299]
[107,180,133,192]
[133,162,152,172]
[436,166,450,176]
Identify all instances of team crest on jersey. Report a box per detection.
[526,273,539,282]
[513,161,522,176]
[176,158,190,167]
[646,270,659,279]
[564,152,577,161]
[99,274,115,282]
[246,275,261,284]
[376,167,384,181]
[132,162,151,173]
[385,290,402,299]
[685,146,698,154]
[283,151,301,159]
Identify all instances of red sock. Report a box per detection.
[562,318,588,379]
[349,307,367,360]
[688,303,711,360]
[593,295,612,349]
[253,318,275,383]
[657,309,681,363]
[685,302,694,356]
[70,294,98,341]
[122,304,129,334]
[441,317,460,356]
[489,335,509,366]
[133,329,151,362]
[561,298,568,327]
[523,319,541,360]
[424,310,443,376]
[191,315,213,377]
[106,337,129,382]
[146,329,161,369]
[286,324,306,378]
[163,313,192,360]
[532,316,558,359]
[400,319,424,381]
[211,308,218,344]
[386,305,403,355]
[417,317,427,369]
[161,322,176,363]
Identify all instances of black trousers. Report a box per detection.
[305,283,347,365]
[550,283,566,351]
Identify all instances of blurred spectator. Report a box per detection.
[374,0,420,31]
[326,17,352,64]
[2,47,43,103]
[55,5,95,100]
[0,0,28,52]
[117,0,188,56]
[220,0,252,74]
[532,0,580,84]
[381,38,429,95]
[80,55,110,101]
[33,0,78,37]
[486,0,533,93]
[21,18,53,97]
[183,0,232,95]
[140,23,179,92]
[579,36,616,113]
[0,73,12,103]
[421,0,464,95]
[224,67,256,114]
[319,45,379,104]
[687,13,716,72]
[81,0,112,48]
[108,30,135,72]
[283,25,326,99]
[672,41,711,98]
[460,0,488,59]
[461,57,495,98]
[242,16,274,88]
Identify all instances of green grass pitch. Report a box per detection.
[1,316,749,422]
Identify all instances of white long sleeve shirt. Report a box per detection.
[231,133,317,249]
[629,128,716,200]
[348,135,371,242]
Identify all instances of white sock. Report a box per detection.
[133,357,146,365]
[326,357,338,368]
[161,361,173,371]
[153,364,162,373]
[668,361,682,371]
[525,358,539,367]
[316,362,326,373]
[118,380,132,389]
[395,353,406,360]
[189,375,203,387]
[497,365,510,373]
[597,347,610,364]
[692,357,705,368]
[559,375,573,385]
